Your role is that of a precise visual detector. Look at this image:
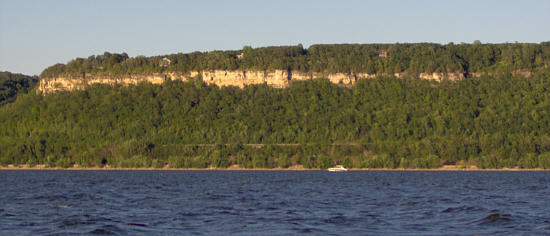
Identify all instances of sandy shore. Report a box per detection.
[0,164,547,171]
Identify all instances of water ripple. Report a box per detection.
[0,170,549,235]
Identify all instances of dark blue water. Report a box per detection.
[1,171,549,235]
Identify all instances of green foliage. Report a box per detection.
[342,157,353,168]
[539,153,550,169]
[45,155,57,168]
[253,153,268,168]
[74,151,93,167]
[40,43,550,79]
[364,154,397,169]
[119,154,151,168]
[2,68,550,169]
[520,153,539,169]
[55,157,72,168]
[0,71,38,106]
[317,154,333,169]
[209,149,229,168]
[152,159,165,168]
[301,155,317,169]
[277,154,291,168]
[237,153,253,169]
[191,155,209,168]
[403,155,440,169]
[168,155,192,168]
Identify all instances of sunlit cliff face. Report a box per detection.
[37,70,466,94]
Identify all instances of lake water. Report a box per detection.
[1,170,549,235]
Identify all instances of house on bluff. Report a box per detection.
[160,57,172,67]
[376,50,389,58]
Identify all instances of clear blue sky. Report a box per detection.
[1,0,549,75]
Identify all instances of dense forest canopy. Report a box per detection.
[40,42,550,78]
[0,71,38,107]
[1,72,549,169]
[2,42,550,169]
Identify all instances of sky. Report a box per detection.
[1,0,549,75]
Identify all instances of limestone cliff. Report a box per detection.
[37,70,465,94]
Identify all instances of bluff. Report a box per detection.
[37,70,467,94]
[37,43,550,93]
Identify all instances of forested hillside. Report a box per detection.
[40,43,550,78]
[1,71,549,169]
[0,71,38,106]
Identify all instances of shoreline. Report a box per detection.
[0,164,548,171]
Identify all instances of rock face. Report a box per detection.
[37,70,466,94]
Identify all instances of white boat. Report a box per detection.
[327,165,348,172]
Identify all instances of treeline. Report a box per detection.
[1,72,549,169]
[40,42,550,78]
[0,71,38,107]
